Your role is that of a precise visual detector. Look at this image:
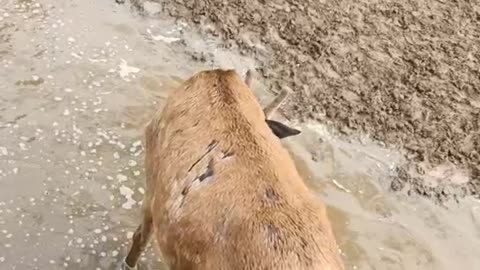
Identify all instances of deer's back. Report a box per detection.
[144,70,343,270]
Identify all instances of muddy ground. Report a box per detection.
[133,0,480,203]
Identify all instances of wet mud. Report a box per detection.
[138,0,480,203]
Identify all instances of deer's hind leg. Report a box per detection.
[123,206,153,268]
[121,124,158,269]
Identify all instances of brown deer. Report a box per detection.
[119,69,344,270]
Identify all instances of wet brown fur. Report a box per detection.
[123,69,344,270]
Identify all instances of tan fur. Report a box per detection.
[123,69,344,270]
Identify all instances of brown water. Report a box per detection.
[0,0,479,269]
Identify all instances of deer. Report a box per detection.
[119,69,344,270]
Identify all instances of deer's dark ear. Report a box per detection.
[266,119,301,139]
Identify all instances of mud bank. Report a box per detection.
[132,0,480,203]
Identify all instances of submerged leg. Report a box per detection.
[122,209,154,269]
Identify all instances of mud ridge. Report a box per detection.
[133,0,480,204]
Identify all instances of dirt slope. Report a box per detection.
[133,0,480,203]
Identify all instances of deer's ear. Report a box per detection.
[244,69,253,87]
[266,120,301,139]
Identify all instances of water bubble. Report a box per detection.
[0,147,8,156]
[128,160,137,167]
[116,174,127,182]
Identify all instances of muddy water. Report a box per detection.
[284,124,480,270]
[0,0,478,269]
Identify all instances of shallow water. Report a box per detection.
[0,0,479,269]
[284,124,480,270]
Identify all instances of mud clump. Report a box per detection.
[134,0,480,203]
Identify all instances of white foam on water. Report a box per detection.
[118,59,140,81]
[147,28,180,43]
[119,185,136,209]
